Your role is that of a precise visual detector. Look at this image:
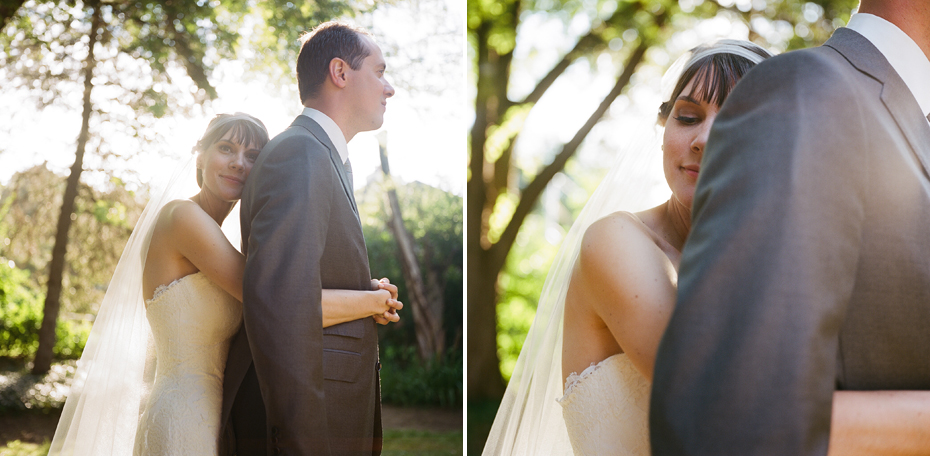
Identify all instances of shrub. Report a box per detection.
[380,345,462,408]
[0,261,89,359]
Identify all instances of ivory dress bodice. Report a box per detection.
[558,353,652,455]
[134,272,242,456]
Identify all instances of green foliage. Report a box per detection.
[249,0,356,75]
[0,262,87,359]
[0,262,43,358]
[0,440,51,456]
[495,212,560,380]
[382,429,463,455]
[359,180,463,407]
[361,182,464,354]
[379,345,462,408]
[0,165,146,316]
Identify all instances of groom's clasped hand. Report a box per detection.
[371,278,403,325]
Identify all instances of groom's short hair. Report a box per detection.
[297,22,372,102]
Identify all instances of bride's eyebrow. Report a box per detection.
[676,95,702,105]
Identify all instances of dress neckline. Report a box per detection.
[145,272,204,307]
[561,353,628,400]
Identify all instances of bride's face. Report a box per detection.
[662,78,721,210]
[197,130,262,202]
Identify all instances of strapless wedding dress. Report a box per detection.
[558,353,651,455]
[134,272,242,456]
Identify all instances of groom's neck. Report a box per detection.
[858,0,930,60]
[303,100,356,142]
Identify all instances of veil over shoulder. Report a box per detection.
[49,156,198,455]
[482,124,665,455]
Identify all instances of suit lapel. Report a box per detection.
[291,116,360,217]
[826,28,930,177]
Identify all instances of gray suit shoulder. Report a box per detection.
[732,43,867,108]
[260,126,332,165]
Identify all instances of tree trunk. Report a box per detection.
[467,246,507,399]
[32,3,102,374]
[0,0,27,31]
[378,138,444,361]
[466,17,508,400]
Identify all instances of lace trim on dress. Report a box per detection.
[145,272,202,306]
[559,353,621,401]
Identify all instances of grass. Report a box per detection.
[0,431,462,456]
[0,440,50,456]
[382,429,463,455]
[0,358,463,455]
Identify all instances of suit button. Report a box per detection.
[273,448,282,455]
[272,426,280,438]
[376,361,382,372]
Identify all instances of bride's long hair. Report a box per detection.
[49,113,266,455]
[482,40,772,456]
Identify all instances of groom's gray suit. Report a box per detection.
[220,115,381,455]
[650,27,930,454]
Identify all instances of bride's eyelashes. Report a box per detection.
[670,105,704,126]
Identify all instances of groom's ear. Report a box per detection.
[329,58,349,89]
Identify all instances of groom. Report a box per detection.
[220,22,395,455]
[651,0,930,454]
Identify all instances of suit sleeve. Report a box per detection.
[649,51,869,455]
[242,134,333,454]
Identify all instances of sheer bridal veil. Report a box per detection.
[48,156,196,455]
[481,41,771,456]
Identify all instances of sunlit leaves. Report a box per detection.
[0,165,146,315]
[358,181,463,356]
[244,0,356,88]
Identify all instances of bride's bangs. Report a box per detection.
[659,50,761,123]
[227,121,270,150]
[687,53,753,108]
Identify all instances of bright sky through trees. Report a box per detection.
[0,0,465,197]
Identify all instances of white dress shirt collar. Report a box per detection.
[300,107,349,164]
[846,13,930,121]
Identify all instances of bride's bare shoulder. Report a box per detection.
[577,211,664,275]
[581,211,652,250]
[153,199,215,239]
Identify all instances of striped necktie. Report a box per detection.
[344,158,354,193]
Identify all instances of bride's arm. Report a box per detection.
[570,213,676,381]
[828,391,930,456]
[168,202,403,326]
[321,288,402,327]
[166,200,248,301]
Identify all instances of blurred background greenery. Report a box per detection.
[467,0,856,453]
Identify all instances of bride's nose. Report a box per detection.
[692,123,711,154]
[230,154,245,170]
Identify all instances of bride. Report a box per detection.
[48,113,401,455]
[485,39,930,456]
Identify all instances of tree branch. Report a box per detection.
[517,0,644,107]
[491,42,649,269]
[167,10,217,100]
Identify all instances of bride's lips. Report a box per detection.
[221,175,244,185]
[682,164,700,178]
